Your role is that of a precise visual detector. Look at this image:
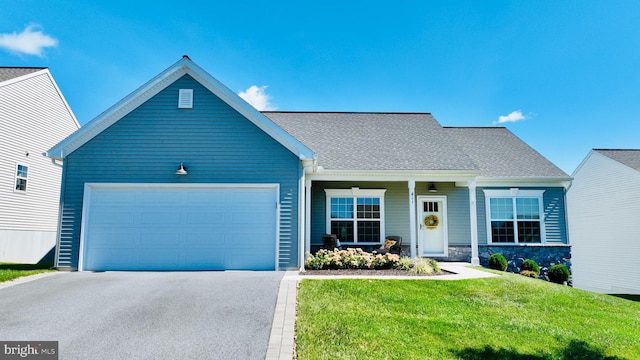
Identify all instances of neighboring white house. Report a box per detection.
[568,149,640,295]
[0,67,80,264]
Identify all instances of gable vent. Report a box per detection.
[178,89,193,109]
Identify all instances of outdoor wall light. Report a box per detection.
[428,183,438,192]
[175,163,188,175]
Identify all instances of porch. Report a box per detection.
[303,179,480,265]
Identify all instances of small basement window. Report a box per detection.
[15,164,28,192]
[178,89,193,109]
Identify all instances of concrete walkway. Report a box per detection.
[265,263,496,359]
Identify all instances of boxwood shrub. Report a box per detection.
[521,259,540,276]
[548,264,570,284]
[488,253,508,271]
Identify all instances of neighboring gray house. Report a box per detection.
[568,149,640,294]
[0,67,80,263]
[48,57,571,271]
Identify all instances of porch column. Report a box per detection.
[468,179,480,265]
[408,180,417,258]
[304,178,312,267]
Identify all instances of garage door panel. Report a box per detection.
[186,211,227,224]
[183,234,220,248]
[82,185,278,271]
[85,249,136,269]
[139,232,180,248]
[138,249,179,267]
[88,232,138,248]
[91,189,136,204]
[89,210,136,225]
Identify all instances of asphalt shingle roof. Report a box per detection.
[0,67,44,83]
[263,112,568,178]
[445,127,568,178]
[595,149,640,172]
[264,112,477,171]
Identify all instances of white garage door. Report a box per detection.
[81,184,278,271]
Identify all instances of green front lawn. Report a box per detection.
[0,263,55,283]
[296,274,640,359]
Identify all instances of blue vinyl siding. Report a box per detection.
[57,75,301,269]
[476,187,568,245]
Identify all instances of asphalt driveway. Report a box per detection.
[0,271,284,359]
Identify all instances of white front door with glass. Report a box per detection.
[418,196,448,257]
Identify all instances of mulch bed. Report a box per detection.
[300,269,453,276]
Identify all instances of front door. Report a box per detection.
[418,196,448,257]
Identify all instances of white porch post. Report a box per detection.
[303,178,312,268]
[408,180,417,258]
[468,179,480,265]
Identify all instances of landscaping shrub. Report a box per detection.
[488,253,508,271]
[547,264,570,284]
[520,270,538,278]
[521,259,540,276]
[410,258,441,275]
[305,248,400,270]
[394,257,413,271]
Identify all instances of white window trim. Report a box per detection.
[483,189,546,244]
[325,188,386,244]
[14,163,28,193]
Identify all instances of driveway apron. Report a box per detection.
[0,271,284,360]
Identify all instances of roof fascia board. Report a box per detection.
[48,58,315,160]
[571,149,597,177]
[1,68,80,131]
[476,177,572,189]
[48,62,187,159]
[591,150,640,174]
[182,62,314,160]
[308,170,478,182]
[0,68,47,88]
[42,69,81,129]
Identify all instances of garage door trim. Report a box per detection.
[78,183,280,271]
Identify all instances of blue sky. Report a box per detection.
[1,1,639,174]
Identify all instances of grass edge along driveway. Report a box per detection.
[0,263,55,283]
[296,274,640,359]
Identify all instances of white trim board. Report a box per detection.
[47,57,314,161]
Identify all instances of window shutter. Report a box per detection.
[178,89,193,109]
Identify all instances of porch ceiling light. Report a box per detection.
[175,163,188,175]
[428,183,437,192]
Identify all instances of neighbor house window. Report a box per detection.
[325,189,386,244]
[15,164,28,192]
[483,189,545,244]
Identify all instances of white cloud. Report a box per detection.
[497,110,526,124]
[238,85,276,111]
[0,24,58,57]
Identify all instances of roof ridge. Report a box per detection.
[261,111,433,115]
[594,148,640,151]
[0,66,46,69]
[444,126,507,129]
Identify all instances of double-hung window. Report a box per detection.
[325,189,386,244]
[15,164,28,192]
[484,189,545,244]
